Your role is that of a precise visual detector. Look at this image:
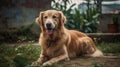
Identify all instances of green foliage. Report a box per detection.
[92,61,102,67]
[82,8,99,32]
[18,22,38,41]
[0,22,39,43]
[51,0,99,33]
[18,22,35,33]
[14,56,29,67]
[0,45,41,67]
[98,42,120,53]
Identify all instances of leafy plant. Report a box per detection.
[51,0,99,33]
[80,7,99,32]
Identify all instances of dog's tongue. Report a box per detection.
[46,30,53,35]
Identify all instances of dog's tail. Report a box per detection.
[91,49,104,57]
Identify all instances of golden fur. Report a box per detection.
[32,10,103,66]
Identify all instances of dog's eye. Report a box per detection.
[44,16,47,19]
[52,15,56,19]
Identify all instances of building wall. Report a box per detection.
[0,0,51,32]
[99,14,120,33]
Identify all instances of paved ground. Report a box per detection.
[53,56,120,67]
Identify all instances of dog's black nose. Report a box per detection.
[46,23,52,28]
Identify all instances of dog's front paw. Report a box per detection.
[42,61,52,66]
[31,59,43,66]
[31,61,39,66]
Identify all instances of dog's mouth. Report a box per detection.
[46,28,54,35]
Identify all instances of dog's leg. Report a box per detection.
[43,45,69,66]
[42,54,68,66]
[31,50,48,66]
[63,45,70,61]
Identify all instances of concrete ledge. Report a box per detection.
[86,33,120,42]
[0,33,120,43]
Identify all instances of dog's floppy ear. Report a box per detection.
[58,11,67,24]
[35,12,44,25]
[35,12,45,31]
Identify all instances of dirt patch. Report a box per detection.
[53,56,120,67]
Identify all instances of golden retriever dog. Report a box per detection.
[32,10,103,66]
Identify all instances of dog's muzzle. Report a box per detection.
[46,23,53,30]
[45,23,55,35]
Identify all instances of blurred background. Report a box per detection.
[0,0,120,43]
[0,0,120,67]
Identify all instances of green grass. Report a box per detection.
[0,44,41,67]
[0,42,120,67]
[98,42,120,53]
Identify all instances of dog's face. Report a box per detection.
[36,10,66,35]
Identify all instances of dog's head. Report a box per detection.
[36,10,66,35]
